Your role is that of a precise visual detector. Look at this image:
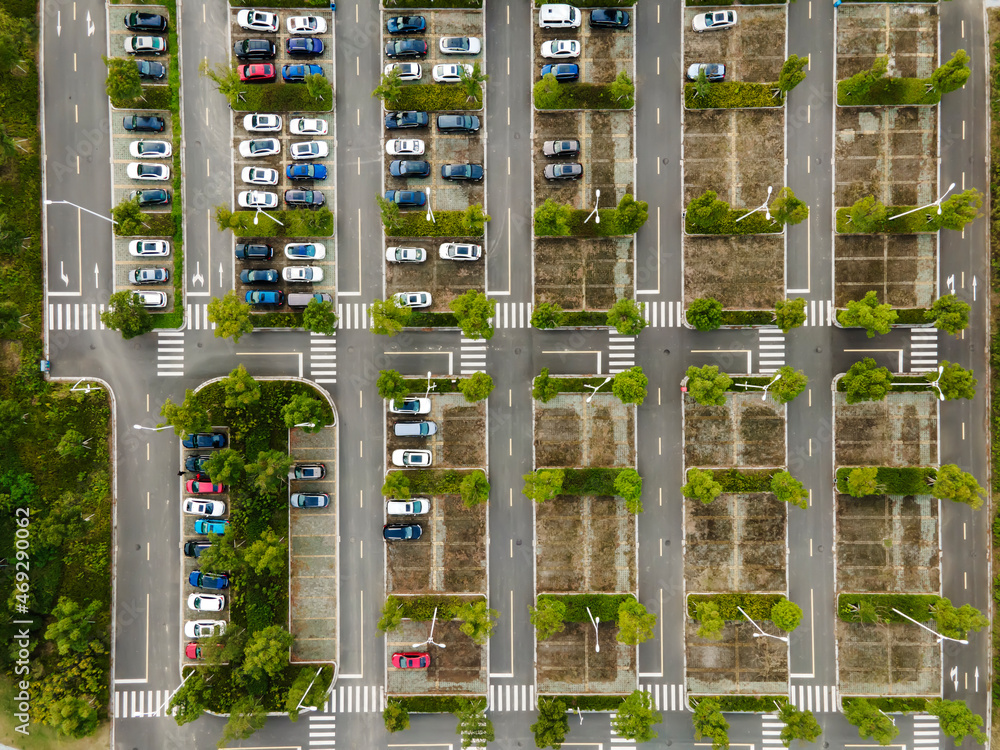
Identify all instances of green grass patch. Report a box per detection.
[400,377,464,394]
[152,310,184,329]
[560,310,610,326]
[231,0,328,6]
[386,0,482,7]
[729,376,777,390]
[387,84,482,112]
[534,82,633,111]
[395,594,486,621]
[687,593,787,621]
[835,467,936,495]
[893,308,931,325]
[394,468,487,496]
[408,312,459,328]
[537,593,636,623]
[254,311,304,328]
[387,212,484,238]
[227,209,334,238]
[534,0,632,5]
[535,376,625,393]
[711,468,776,493]
[685,82,782,109]
[690,695,789,712]
[562,468,626,496]
[395,696,472,713]
[835,376,938,395]
[837,78,941,106]
[843,696,929,713]
[234,82,333,113]
[685,208,780,235]
[837,593,940,623]
[719,310,775,326]
[835,206,941,234]
[549,695,627,710]
[535,209,637,237]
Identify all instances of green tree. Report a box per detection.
[930,464,985,510]
[531,696,570,749]
[372,67,402,104]
[208,290,254,343]
[932,360,976,400]
[459,372,495,402]
[104,55,142,104]
[692,697,730,750]
[771,599,803,632]
[925,294,970,335]
[687,297,723,331]
[246,449,294,496]
[616,194,650,233]
[101,290,154,340]
[845,467,880,497]
[375,192,402,232]
[303,298,338,335]
[777,54,809,94]
[928,49,971,95]
[534,198,573,236]
[530,598,567,641]
[243,527,287,576]
[609,70,635,104]
[533,368,561,402]
[770,366,808,404]
[607,298,647,335]
[523,469,565,503]
[686,365,732,406]
[843,697,899,745]
[612,366,648,405]
[221,364,260,409]
[461,203,491,235]
[838,291,897,337]
[683,468,723,505]
[281,394,329,433]
[370,296,412,336]
[111,196,148,235]
[613,690,661,744]
[926,698,987,744]
[0,212,26,256]
[382,472,410,499]
[460,60,489,103]
[203,449,245,485]
[695,600,726,641]
[160,389,211,438]
[531,301,565,329]
[770,187,809,226]
[46,696,100,738]
[285,666,329,721]
[847,195,888,233]
[241,625,294,681]
[460,471,490,508]
[458,600,498,645]
[777,703,822,747]
[45,598,103,656]
[198,527,243,574]
[199,59,246,107]
[305,72,331,102]
[936,188,982,231]
[454,698,494,749]
[617,598,656,646]
[384,699,410,733]
[377,369,411,406]
[451,290,496,339]
[56,429,89,460]
[843,357,893,404]
[774,298,807,333]
[930,598,987,639]
[770,471,807,510]
[843,55,888,99]
[686,190,729,233]
[378,596,403,633]
[0,8,26,73]
[168,670,211,725]
[694,65,712,98]
[218,696,268,747]
[534,72,562,108]
[614,468,643,514]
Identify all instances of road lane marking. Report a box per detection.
[808,439,812,456]
[205,106,209,126]
[659,487,662,507]
[809,0,812,18]
[359,440,363,458]
[356,3,358,23]
[509,487,513,507]
[807,105,810,124]
[146,393,149,412]
[657,3,660,23]
[659,538,662,556]
[507,156,510,175]
[202,3,205,22]
[356,57,359,76]
[658,437,661,455]
[657,107,660,124]
[146,492,150,510]
[357,155,360,175]
[658,387,661,405]
[508,389,511,407]
[808,54,811,71]
[507,3,510,23]
[206,158,209,177]
[75,104,78,123]
[73,53,76,72]
[808,388,811,407]
[509,438,512,456]
[657,56,659,75]
[76,155,79,174]
[509,539,512,558]
[507,106,510,126]
[360,539,363,559]
[360,390,363,409]
[360,490,363,508]
[963,120,966,140]
[507,57,510,75]
[357,109,360,126]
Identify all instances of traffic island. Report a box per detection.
[834,391,938,467]
[683,392,786,468]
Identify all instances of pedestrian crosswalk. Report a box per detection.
[758,330,785,373]
[638,683,688,711]
[186,303,215,330]
[641,300,685,328]
[309,332,337,384]
[494,301,533,329]
[113,688,177,718]
[48,302,106,330]
[788,684,838,713]
[803,299,833,327]
[307,713,336,748]
[609,711,636,745]
[913,713,941,750]
[337,303,368,330]
[488,683,535,712]
[157,330,184,377]
[608,332,636,373]
[762,712,785,746]
[322,685,382,713]
[909,329,938,373]
[460,337,487,375]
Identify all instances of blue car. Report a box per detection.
[182,433,227,449]
[246,290,284,306]
[384,190,426,208]
[286,164,328,181]
[286,37,324,57]
[239,269,280,284]
[282,64,323,82]
[386,15,426,34]
[385,111,429,130]
[188,571,229,590]
[185,454,211,473]
[541,64,579,82]
[194,519,230,536]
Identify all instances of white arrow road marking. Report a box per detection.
[975,667,979,692]
[219,262,223,286]
[86,10,95,36]
[950,666,959,690]
[192,261,204,287]
[972,276,977,301]
[946,274,955,294]
[60,261,69,286]
[56,10,61,36]
[94,263,99,288]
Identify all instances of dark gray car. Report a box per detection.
[544,163,584,180]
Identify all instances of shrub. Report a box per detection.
[388,83,482,111]
[685,365,731,406]
[770,599,803,632]
[532,368,560,403]
[531,302,565,330]
[842,357,893,404]
[770,471,807,509]
[685,81,781,109]
[682,468,722,505]
[614,469,643,514]
[695,600,725,641]
[606,298,647,335]
[838,291,897,337]
[687,298,723,331]
[458,372,494,402]
[612,366,648,405]
[459,471,489,508]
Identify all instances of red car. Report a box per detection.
[185,642,202,660]
[392,652,430,669]
[186,480,225,494]
[239,63,276,83]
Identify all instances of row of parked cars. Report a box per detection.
[235,241,332,308]
[234,12,327,84]
[123,12,170,81]
[384,398,437,541]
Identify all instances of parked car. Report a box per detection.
[184,620,226,638]
[282,266,324,282]
[129,189,170,207]
[282,64,324,82]
[238,138,280,157]
[284,242,326,259]
[542,139,580,157]
[290,141,329,160]
[441,163,484,181]
[392,652,430,668]
[243,113,282,132]
[389,397,431,415]
[182,433,228,449]
[234,242,274,260]
[394,421,437,437]
[185,642,208,660]
[287,15,327,34]
[287,37,325,56]
[590,8,630,28]
[125,12,167,32]
[386,15,426,34]
[383,523,423,541]
[538,3,581,28]
[385,139,424,156]
[240,63,276,83]
[242,166,279,185]
[692,10,737,31]
[234,39,276,60]
[432,63,472,83]
[541,40,580,59]
[436,114,480,134]
[128,239,169,257]
[129,267,169,284]
[439,36,481,55]
[237,9,279,32]
[386,499,430,515]
[135,60,166,80]
[186,480,225,494]
[188,570,229,589]
[187,594,225,611]
[123,115,165,133]
[385,246,426,263]
[540,63,579,82]
[183,541,212,558]
[246,290,284,306]
[544,163,584,180]
[238,190,278,209]
[184,454,211,473]
[193,519,229,536]
[291,463,326,480]
[239,269,279,284]
[135,291,167,308]
[439,242,482,261]
[290,118,328,136]
[686,63,726,82]
[286,164,328,180]
[183,498,226,517]
[384,190,426,207]
[290,493,330,508]
[384,62,422,81]
[124,36,166,55]
[284,189,325,208]
[392,449,432,467]
[129,140,171,158]
[390,160,431,178]
[385,111,429,130]
[385,40,428,58]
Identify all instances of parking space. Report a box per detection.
[232,236,335,308]
[112,235,174,299]
[683,6,785,83]
[384,237,484,313]
[110,4,171,87]
[385,393,486,469]
[836,4,938,80]
[383,9,484,86]
[534,236,633,310]
[532,8,633,85]
[112,110,174,208]
[229,8,334,77]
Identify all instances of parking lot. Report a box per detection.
[834,233,937,309]
[534,236,633,310]
[113,236,176,310]
[385,393,486,468]
[384,237,484,313]
[110,4,171,87]
[386,617,487,695]
[683,234,784,310]
[383,9,484,87]
[111,110,174,208]
[229,8,334,80]
[232,235,336,307]
[683,6,785,83]
[836,4,938,80]
[532,6,634,85]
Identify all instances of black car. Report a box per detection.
[234,243,274,260]
[383,523,423,541]
[441,163,484,181]
[436,114,480,134]
[234,39,276,60]
[385,40,428,59]
[125,11,168,32]
[183,541,212,558]
[123,115,165,133]
[185,454,212,473]
[182,432,228,449]
[135,60,166,80]
[390,160,431,178]
[589,8,630,28]
[385,111,429,130]
[386,16,426,34]
[544,163,584,181]
[284,190,325,208]
[130,189,170,207]
[239,269,279,284]
[384,190,426,208]
[286,37,324,57]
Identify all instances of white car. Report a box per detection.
[241,166,279,186]
[135,290,167,309]
[237,9,279,32]
[290,118,329,136]
[385,139,424,156]
[187,594,225,612]
[239,139,280,158]
[387,499,430,515]
[692,10,737,31]
[439,36,482,55]
[238,190,278,209]
[392,291,432,308]
[389,397,431,415]
[283,266,324,283]
[541,40,581,59]
[128,239,169,257]
[129,140,171,159]
[385,246,426,263]
[439,243,482,261]
[287,15,327,34]
[432,64,473,83]
[124,36,166,55]
[391,449,432,468]
[243,113,282,133]
[290,141,330,160]
[284,242,326,260]
[126,162,170,181]
[183,498,226,517]
[184,620,226,639]
[384,62,422,81]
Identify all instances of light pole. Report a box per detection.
[294,422,316,428]
[253,206,285,226]
[133,424,171,432]
[734,372,782,401]
[425,187,435,224]
[925,364,945,401]
[424,371,437,398]
[295,667,325,714]
[584,376,613,404]
[891,607,968,645]
[70,379,102,394]
[412,607,446,649]
[584,189,601,224]
[585,607,600,652]
[735,186,773,223]
[146,669,197,716]
[45,199,119,226]
[889,182,955,222]
[737,606,789,643]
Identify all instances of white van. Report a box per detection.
[538,3,581,28]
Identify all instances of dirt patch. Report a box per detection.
[684,393,786,468]
[685,620,788,695]
[683,235,784,309]
[834,392,938,467]
[537,621,636,694]
[386,618,486,695]
[836,4,938,79]
[683,5,787,83]
[837,619,940,696]
[385,237,486,313]
[534,393,635,468]
[534,237,634,310]
[833,233,937,308]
